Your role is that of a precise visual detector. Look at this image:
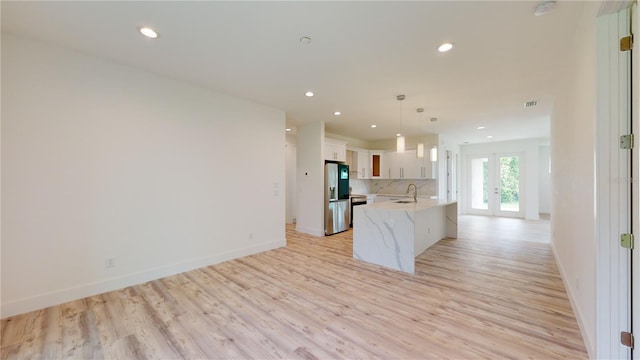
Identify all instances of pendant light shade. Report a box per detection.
[397,136,405,153]
[417,143,425,158]
[396,95,405,153]
[416,108,425,158]
[430,117,438,162]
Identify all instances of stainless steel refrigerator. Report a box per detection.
[325,162,350,235]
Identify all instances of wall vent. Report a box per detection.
[524,100,538,108]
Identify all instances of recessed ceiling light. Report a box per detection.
[477,126,486,130]
[438,43,454,52]
[370,124,377,128]
[305,91,314,97]
[487,135,494,139]
[534,1,556,16]
[138,26,158,39]
[334,111,341,116]
[285,128,291,132]
[396,133,402,137]
[300,36,312,45]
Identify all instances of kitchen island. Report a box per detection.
[353,198,457,274]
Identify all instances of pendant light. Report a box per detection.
[396,95,405,153]
[430,117,438,162]
[416,108,425,158]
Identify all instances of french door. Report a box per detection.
[468,153,524,218]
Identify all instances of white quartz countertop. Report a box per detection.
[352,193,436,198]
[361,198,457,212]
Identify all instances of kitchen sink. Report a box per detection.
[394,200,415,204]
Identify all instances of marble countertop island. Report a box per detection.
[353,199,457,273]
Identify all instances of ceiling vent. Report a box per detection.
[524,100,538,108]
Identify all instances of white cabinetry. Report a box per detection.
[416,156,437,179]
[385,150,417,179]
[348,149,384,179]
[357,150,370,179]
[325,139,346,162]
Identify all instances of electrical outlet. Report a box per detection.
[105,258,115,268]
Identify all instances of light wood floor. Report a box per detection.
[2,215,587,359]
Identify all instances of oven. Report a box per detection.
[350,195,368,227]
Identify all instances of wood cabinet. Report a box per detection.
[369,151,386,179]
[325,139,346,162]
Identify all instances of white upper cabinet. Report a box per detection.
[356,150,370,179]
[386,150,417,179]
[325,139,346,162]
[416,154,436,179]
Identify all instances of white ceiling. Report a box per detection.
[1,1,584,145]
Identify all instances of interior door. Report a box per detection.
[628,3,640,359]
[630,4,638,358]
[468,153,524,218]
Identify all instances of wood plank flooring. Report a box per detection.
[1,215,587,359]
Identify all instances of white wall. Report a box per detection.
[538,145,551,214]
[460,138,543,220]
[550,2,601,357]
[1,34,286,317]
[295,122,325,236]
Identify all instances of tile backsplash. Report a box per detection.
[350,179,437,197]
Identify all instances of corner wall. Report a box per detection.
[295,122,325,236]
[1,34,286,317]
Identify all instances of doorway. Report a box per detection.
[446,150,457,202]
[468,153,524,218]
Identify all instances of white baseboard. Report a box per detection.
[295,225,324,237]
[550,242,595,359]
[1,239,285,319]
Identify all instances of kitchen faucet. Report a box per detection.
[406,183,417,202]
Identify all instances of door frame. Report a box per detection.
[595,6,634,358]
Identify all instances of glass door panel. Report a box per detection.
[499,156,520,212]
[470,156,490,212]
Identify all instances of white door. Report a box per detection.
[595,6,634,358]
[468,153,524,218]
